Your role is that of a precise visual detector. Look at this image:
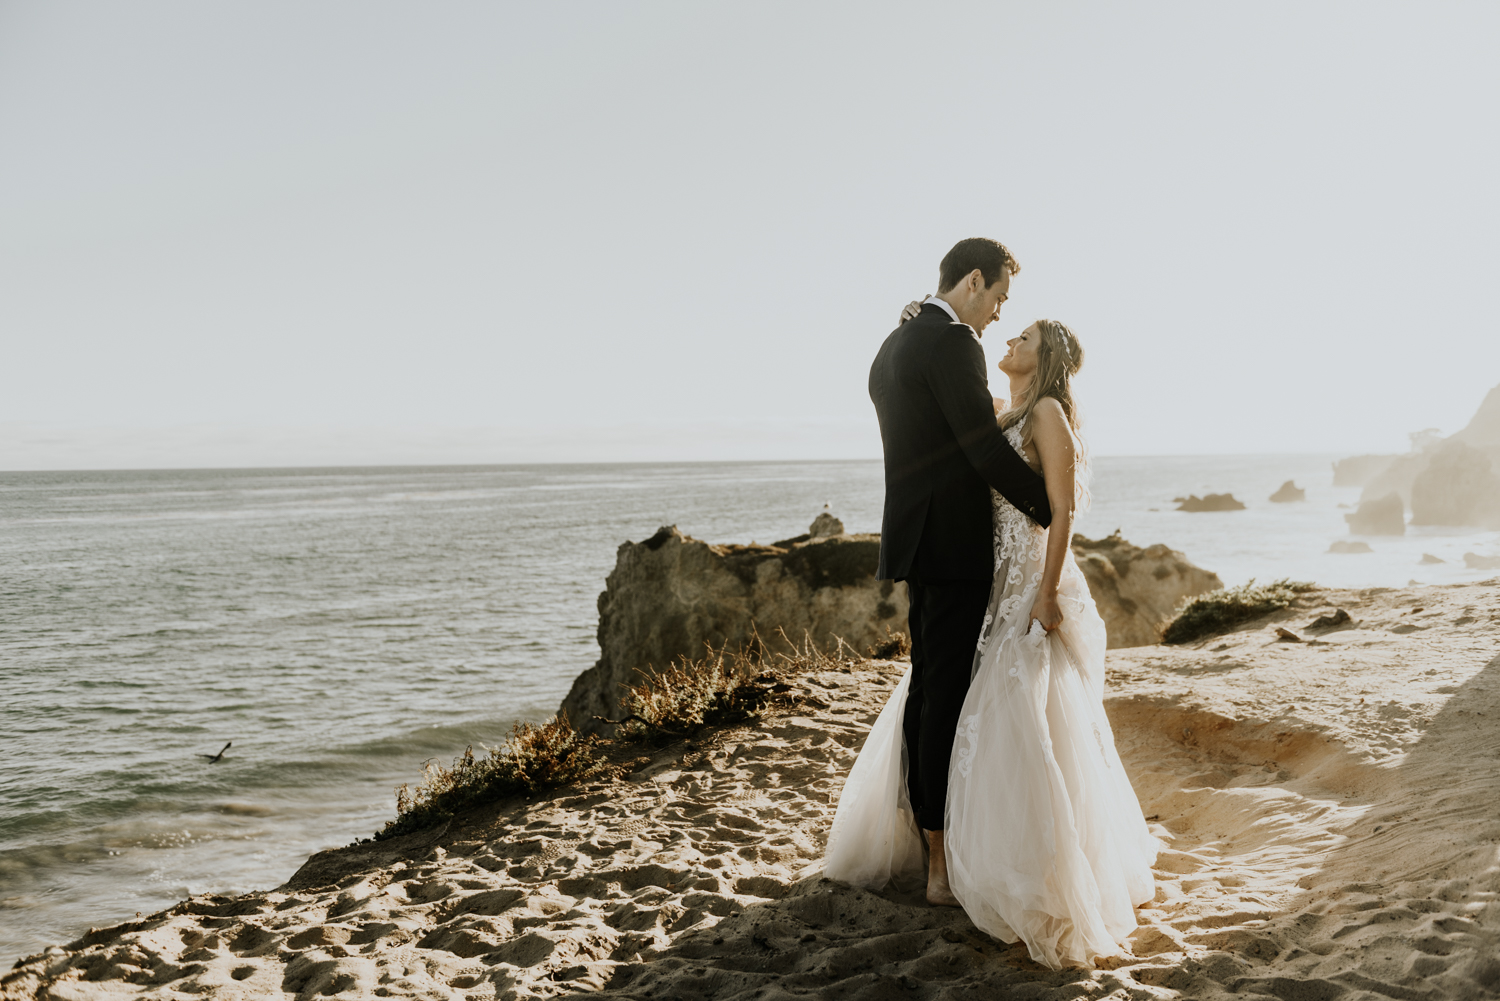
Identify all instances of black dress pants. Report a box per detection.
[902,577,991,832]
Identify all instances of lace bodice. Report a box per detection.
[991,420,1046,572]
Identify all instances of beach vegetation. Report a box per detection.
[1163,578,1317,644]
[613,647,782,745]
[868,626,911,660]
[377,631,863,839]
[377,716,605,841]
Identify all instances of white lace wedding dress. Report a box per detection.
[824,420,1160,969]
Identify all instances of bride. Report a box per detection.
[824,317,1159,969]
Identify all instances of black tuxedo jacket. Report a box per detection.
[869,302,1052,581]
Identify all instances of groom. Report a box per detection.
[868,237,1052,905]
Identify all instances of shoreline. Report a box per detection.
[7,579,1500,1000]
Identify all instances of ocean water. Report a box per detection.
[3,456,1497,963]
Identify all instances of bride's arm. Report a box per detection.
[1029,398,1077,632]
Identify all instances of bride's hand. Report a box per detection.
[1031,592,1063,633]
[899,299,925,324]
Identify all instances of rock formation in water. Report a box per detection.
[1409,440,1500,529]
[1345,491,1405,535]
[1331,454,1400,487]
[1070,532,1223,649]
[1174,493,1245,512]
[561,518,906,734]
[1420,553,1446,564]
[1463,552,1500,570]
[1269,480,1306,503]
[1334,385,1500,528]
[1329,540,1374,554]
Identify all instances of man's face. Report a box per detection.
[955,269,1011,335]
[972,270,1011,334]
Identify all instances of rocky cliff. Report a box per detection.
[560,521,907,734]
[562,521,1223,732]
[1340,383,1500,529]
[1071,532,1224,649]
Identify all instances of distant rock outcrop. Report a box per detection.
[561,518,906,734]
[1174,493,1246,512]
[1420,553,1446,564]
[1345,492,1405,536]
[1336,385,1500,527]
[1329,540,1374,554]
[1269,480,1306,503]
[1332,454,1399,487]
[1070,532,1223,649]
[1463,553,1500,571]
[1409,440,1500,529]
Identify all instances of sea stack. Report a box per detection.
[1269,480,1306,502]
[1345,492,1406,536]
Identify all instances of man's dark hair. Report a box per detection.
[937,237,1020,293]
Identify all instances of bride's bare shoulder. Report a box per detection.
[1030,396,1068,429]
[1030,398,1075,454]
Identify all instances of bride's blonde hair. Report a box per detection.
[998,318,1090,506]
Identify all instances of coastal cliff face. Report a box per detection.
[1340,383,1500,529]
[560,524,907,733]
[1071,532,1224,649]
[562,524,1220,731]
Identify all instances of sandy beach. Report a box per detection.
[6,579,1499,1000]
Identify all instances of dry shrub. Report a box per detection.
[379,629,867,838]
[614,631,866,744]
[867,626,911,660]
[1163,578,1317,645]
[615,650,767,744]
[376,715,604,841]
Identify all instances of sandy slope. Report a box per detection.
[6,581,1500,1001]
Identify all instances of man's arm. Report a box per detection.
[926,329,1053,528]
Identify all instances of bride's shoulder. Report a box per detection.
[1030,396,1067,426]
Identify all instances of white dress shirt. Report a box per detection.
[922,294,960,324]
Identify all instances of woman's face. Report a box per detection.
[998,323,1041,378]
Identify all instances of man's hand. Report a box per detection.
[899,299,926,324]
[1031,592,1063,633]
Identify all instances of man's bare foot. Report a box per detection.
[924,829,961,907]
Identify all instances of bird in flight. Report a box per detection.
[201,741,232,763]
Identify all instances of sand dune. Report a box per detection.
[6,581,1500,1000]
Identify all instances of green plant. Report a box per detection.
[1163,578,1317,645]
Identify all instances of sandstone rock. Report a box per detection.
[1269,480,1306,503]
[1308,608,1352,629]
[560,524,907,734]
[1174,493,1245,512]
[1331,454,1399,487]
[1329,540,1374,554]
[808,508,845,538]
[1345,385,1500,517]
[1345,491,1405,536]
[1463,552,1500,571]
[1451,383,1500,448]
[1420,553,1446,564]
[1070,532,1223,649]
[1409,440,1500,529]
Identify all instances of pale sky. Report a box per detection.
[2,2,1497,469]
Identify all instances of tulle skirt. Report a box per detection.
[823,554,1159,968]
